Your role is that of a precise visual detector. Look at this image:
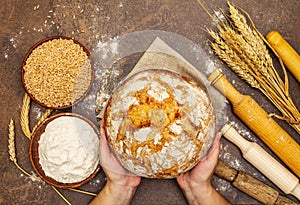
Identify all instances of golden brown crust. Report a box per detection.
[104,69,215,178]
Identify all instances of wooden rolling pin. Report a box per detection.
[221,124,300,200]
[266,31,300,83]
[215,160,298,205]
[208,69,300,177]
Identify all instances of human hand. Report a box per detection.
[176,132,230,205]
[99,119,141,188]
[177,132,221,191]
[89,120,141,205]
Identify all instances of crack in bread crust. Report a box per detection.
[104,69,215,178]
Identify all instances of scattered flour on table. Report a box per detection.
[88,178,102,187]
[219,143,244,171]
[204,60,216,75]
[228,121,257,142]
[213,10,226,24]
[214,178,232,192]
[9,38,17,48]
[38,116,99,183]
[31,106,44,120]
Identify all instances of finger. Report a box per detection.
[100,118,105,129]
[207,140,220,164]
[99,123,111,157]
[200,132,221,162]
[210,132,222,152]
[99,120,138,176]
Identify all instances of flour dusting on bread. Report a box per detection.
[104,69,215,178]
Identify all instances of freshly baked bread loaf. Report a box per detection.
[104,69,215,178]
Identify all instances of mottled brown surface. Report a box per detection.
[1,0,299,204]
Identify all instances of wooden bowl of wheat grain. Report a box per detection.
[21,36,94,109]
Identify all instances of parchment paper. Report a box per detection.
[97,36,227,176]
[99,37,226,128]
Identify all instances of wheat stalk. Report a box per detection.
[8,118,41,181]
[228,2,273,76]
[227,3,288,99]
[10,104,95,204]
[52,186,72,205]
[11,94,96,203]
[208,29,260,89]
[68,188,97,196]
[8,118,94,204]
[205,2,300,134]
[231,3,289,92]
[20,93,32,139]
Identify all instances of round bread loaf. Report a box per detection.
[104,69,215,178]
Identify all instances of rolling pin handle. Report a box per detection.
[291,184,300,201]
[266,30,300,83]
[208,69,224,86]
[208,69,300,178]
[221,124,300,200]
[221,124,251,154]
[208,69,243,103]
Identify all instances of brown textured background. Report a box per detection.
[0,0,299,204]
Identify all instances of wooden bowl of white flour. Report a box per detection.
[30,112,100,188]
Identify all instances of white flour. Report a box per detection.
[38,116,99,183]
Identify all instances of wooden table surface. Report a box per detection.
[1,0,299,204]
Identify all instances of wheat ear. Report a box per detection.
[208,29,260,89]
[8,119,94,203]
[8,119,17,163]
[8,119,41,180]
[229,2,300,129]
[20,93,31,139]
[205,1,300,134]
[14,95,96,202]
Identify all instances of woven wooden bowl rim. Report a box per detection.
[29,112,100,189]
[21,36,94,109]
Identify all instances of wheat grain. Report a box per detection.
[20,93,32,139]
[23,38,92,108]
